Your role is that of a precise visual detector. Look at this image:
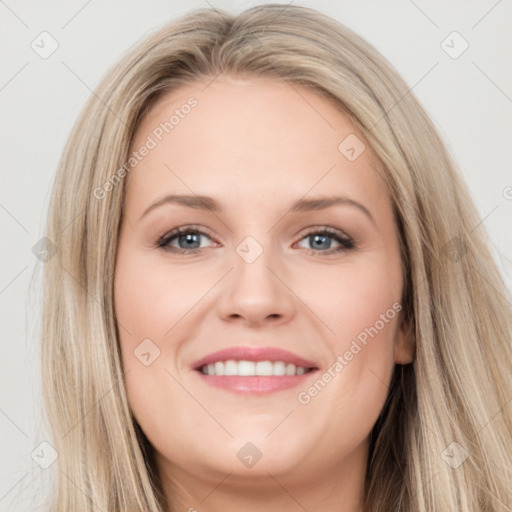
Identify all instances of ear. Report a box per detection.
[394,317,415,364]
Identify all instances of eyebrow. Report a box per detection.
[140,194,375,225]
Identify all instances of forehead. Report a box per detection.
[124,75,388,217]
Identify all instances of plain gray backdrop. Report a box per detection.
[1,1,511,510]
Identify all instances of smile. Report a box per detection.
[191,346,319,394]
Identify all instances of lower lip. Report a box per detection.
[194,370,318,394]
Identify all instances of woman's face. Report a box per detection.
[114,75,413,499]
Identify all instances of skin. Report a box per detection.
[114,74,414,512]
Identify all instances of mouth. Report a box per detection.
[191,346,319,394]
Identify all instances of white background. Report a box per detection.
[1,1,511,509]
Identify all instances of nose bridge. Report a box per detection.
[216,231,295,324]
[233,232,280,294]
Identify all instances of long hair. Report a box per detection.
[39,4,512,510]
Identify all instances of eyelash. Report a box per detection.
[156,224,355,256]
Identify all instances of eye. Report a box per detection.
[156,225,355,256]
[156,225,215,254]
[294,227,355,255]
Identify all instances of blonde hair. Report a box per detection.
[40,4,512,511]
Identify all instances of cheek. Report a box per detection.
[113,248,197,443]
[304,256,401,352]
[114,248,209,355]
[298,256,400,413]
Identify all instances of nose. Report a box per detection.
[216,242,296,328]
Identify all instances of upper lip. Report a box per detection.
[192,346,318,371]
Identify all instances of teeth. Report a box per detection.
[238,360,255,376]
[200,360,310,376]
[273,361,286,376]
[256,361,273,376]
[224,360,238,375]
[285,363,296,376]
[214,361,224,376]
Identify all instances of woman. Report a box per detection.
[40,4,512,511]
